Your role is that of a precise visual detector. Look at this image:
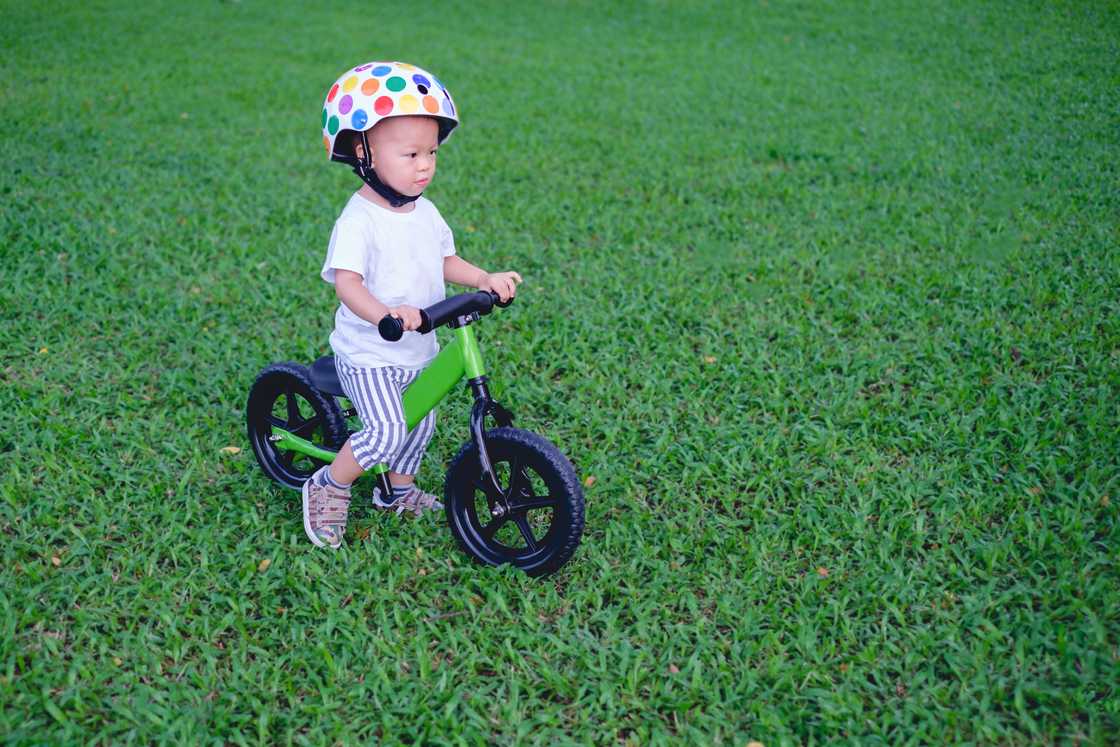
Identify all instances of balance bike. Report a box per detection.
[246,291,585,576]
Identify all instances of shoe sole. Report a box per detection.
[371,491,443,514]
[372,497,444,515]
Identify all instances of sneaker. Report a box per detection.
[373,484,443,517]
[302,470,351,549]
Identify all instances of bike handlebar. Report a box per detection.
[377,290,513,342]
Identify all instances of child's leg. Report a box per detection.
[381,409,443,515]
[389,408,437,483]
[333,361,441,517]
[326,439,364,486]
[334,361,411,472]
[301,362,415,546]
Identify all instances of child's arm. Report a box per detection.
[443,255,522,302]
[334,269,423,331]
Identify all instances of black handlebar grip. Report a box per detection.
[378,310,434,341]
[491,291,514,308]
[377,315,404,341]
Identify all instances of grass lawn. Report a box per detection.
[2,0,1118,743]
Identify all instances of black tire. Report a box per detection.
[246,362,348,490]
[445,427,585,577]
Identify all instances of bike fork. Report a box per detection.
[468,376,513,498]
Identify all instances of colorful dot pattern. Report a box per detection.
[320,61,458,158]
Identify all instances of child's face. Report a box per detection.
[359,116,441,197]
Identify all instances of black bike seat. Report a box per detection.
[309,356,346,397]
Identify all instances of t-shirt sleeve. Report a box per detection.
[435,208,456,258]
[320,216,370,284]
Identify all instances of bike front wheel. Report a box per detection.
[445,427,585,577]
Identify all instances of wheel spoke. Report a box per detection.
[510,495,559,512]
[280,449,296,467]
[291,415,322,438]
[513,515,539,552]
[473,476,502,502]
[284,391,301,425]
[267,415,287,429]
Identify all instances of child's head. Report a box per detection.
[353,116,440,198]
[321,61,458,207]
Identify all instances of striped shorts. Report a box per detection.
[334,359,437,475]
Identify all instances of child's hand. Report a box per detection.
[478,271,523,303]
[388,305,423,331]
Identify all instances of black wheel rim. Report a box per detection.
[458,451,567,565]
[250,382,332,486]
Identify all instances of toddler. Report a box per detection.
[304,61,521,550]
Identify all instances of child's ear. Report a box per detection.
[353,135,375,166]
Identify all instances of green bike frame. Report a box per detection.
[269,325,488,475]
[400,325,486,430]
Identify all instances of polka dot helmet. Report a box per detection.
[321,61,458,162]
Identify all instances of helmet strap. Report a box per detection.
[351,130,421,208]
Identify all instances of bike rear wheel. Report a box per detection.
[445,427,585,577]
[246,362,348,490]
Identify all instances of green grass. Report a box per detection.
[2,0,1119,743]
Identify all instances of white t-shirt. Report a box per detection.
[321,192,456,369]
